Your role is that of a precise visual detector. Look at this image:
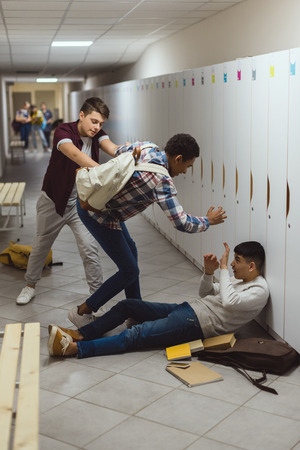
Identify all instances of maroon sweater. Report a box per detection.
[41,121,107,216]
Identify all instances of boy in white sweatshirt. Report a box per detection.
[47,241,269,358]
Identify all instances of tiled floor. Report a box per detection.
[1,148,300,450]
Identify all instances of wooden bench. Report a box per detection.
[10,140,26,164]
[0,182,26,236]
[0,322,40,450]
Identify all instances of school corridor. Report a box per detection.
[0,149,300,450]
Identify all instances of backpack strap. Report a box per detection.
[226,360,278,395]
[134,162,169,177]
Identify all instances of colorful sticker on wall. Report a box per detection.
[270,65,275,77]
[290,50,296,76]
[212,69,215,84]
[290,62,296,76]
[224,72,227,83]
[175,80,178,88]
[237,69,241,81]
[183,78,186,87]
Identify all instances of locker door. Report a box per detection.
[167,72,185,250]
[250,55,268,248]
[182,69,203,265]
[284,48,300,352]
[235,58,252,245]
[152,76,171,236]
[265,50,289,337]
[199,66,212,258]
[222,61,236,251]
[210,63,224,261]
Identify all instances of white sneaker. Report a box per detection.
[68,306,95,328]
[16,286,35,305]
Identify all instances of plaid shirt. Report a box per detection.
[90,142,210,232]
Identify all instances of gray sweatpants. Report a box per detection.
[25,192,103,293]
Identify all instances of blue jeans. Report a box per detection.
[77,299,204,358]
[77,201,141,311]
[31,124,48,149]
[20,123,31,149]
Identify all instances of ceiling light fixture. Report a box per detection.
[36,78,58,83]
[52,41,93,47]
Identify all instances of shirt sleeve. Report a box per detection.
[219,269,269,311]
[199,273,220,297]
[98,134,109,143]
[154,178,210,233]
[57,138,72,151]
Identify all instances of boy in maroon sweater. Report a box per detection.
[16,97,121,305]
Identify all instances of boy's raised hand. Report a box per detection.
[220,242,230,269]
[203,253,219,275]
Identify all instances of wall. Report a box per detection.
[84,0,300,88]
[70,46,300,354]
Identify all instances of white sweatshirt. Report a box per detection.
[190,269,269,338]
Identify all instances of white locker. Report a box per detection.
[166,72,185,250]
[250,55,269,248]
[198,66,212,257]
[284,48,300,352]
[222,61,237,251]
[182,68,203,266]
[210,63,224,261]
[265,50,289,337]
[152,76,172,236]
[235,58,252,245]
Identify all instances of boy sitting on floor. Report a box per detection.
[47,241,269,358]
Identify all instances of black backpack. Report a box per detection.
[198,338,299,395]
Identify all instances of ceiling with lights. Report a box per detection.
[0,0,244,80]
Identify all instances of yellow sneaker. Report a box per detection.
[48,324,79,341]
[47,325,72,356]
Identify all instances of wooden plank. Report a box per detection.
[3,183,19,206]
[14,323,40,450]
[0,323,22,450]
[0,183,12,205]
[12,183,26,207]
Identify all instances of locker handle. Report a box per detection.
[286,181,290,218]
[235,167,238,196]
[223,163,225,190]
[211,160,214,185]
[250,171,253,202]
[201,157,203,182]
[267,175,270,209]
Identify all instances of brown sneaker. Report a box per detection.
[48,324,79,341]
[47,325,72,356]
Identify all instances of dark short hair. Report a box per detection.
[80,97,110,119]
[164,133,200,161]
[234,241,265,272]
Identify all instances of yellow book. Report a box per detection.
[203,333,236,350]
[166,361,223,387]
[166,339,204,361]
[166,343,191,361]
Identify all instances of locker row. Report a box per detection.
[70,47,300,352]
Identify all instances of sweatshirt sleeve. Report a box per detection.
[219,269,269,311]
[199,273,220,297]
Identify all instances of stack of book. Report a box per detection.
[165,333,236,388]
